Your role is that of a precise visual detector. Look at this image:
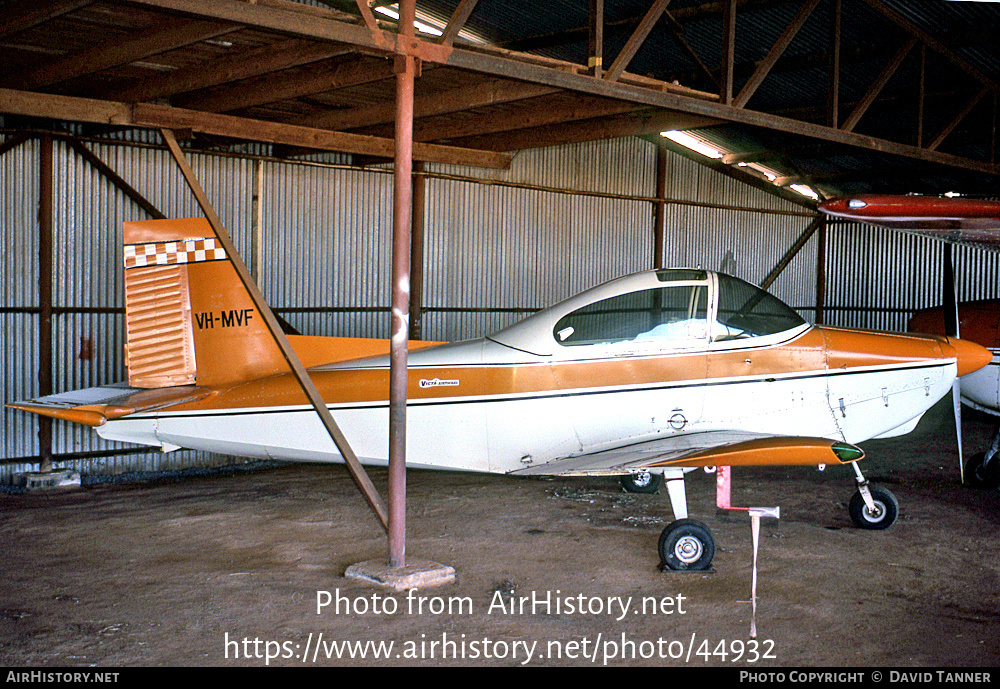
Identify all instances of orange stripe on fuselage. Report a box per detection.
[149,325,954,415]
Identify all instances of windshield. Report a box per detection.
[713,274,806,340]
[554,282,709,347]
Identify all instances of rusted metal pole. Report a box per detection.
[388,0,417,570]
[409,161,425,341]
[653,142,667,269]
[815,217,827,325]
[38,135,53,473]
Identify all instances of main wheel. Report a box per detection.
[848,486,898,530]
[965,452,1000,490]
[658,519,715,570]
[620,471,662,494]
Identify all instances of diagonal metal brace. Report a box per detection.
[159,128,389,531]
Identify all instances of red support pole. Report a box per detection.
[388,0,417,570]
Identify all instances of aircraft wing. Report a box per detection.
[819,195,1000,250]
[511,431,863,477]
[7,385,213,427]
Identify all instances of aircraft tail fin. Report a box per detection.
[123,218,287,388]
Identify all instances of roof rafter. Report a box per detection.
[732,0,821,109]
[604,0,673,83]
[99,38,352,104]
[0,88,511,169]
[4,18,242,91]
[173,56,397,113]
[283,78,557,131]
[840,36,917,132]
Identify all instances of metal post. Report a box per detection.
[653,143,667,269]
[388,0,417,570]
[815,217,827,325]
[409,161,425,341]
[38,135,53,473]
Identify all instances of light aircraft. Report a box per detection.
[9,217,992,571]
[820,194,1000,490]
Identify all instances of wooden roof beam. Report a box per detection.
[501,0,787,53]
[604,0,673,83]
[0,88,511,169]
[0,0,93,39]
[122,0,454,64]
[927,86,989,151]
[720,0,736,104]
[839,36,916,132]
[4,18,242,90]
[664,10,719,90]
[449,109,722,152]
[412,94,646,143]
[442,45,1000,176]
[173,57,397,113]
[438,0,479,47]
[100,38,353,104]
[732,0,821,108]
[858,0,1000,96]
[284,78,557,131]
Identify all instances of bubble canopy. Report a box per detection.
[488,269,808,358]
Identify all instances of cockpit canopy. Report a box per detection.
[488,269,808,358]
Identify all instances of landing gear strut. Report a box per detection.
[655,462,900,571]
[966,425,1000,490]
[848,462,899,530]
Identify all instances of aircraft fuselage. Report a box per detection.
[95,324,963,474]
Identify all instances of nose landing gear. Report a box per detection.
[848,462,899,530]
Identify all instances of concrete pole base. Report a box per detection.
[345,559,455,592]
[17,470,81,492]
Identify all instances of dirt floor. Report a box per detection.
[2,397,999,668]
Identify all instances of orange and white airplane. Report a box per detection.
[9,217,992,570]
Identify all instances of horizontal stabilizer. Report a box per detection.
[7,385,212,427]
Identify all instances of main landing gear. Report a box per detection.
[965,425,1000,490]
[658,518,715,570]
[620,470,664,494]
[652,462,899,571]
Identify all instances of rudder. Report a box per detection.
[123,218,288,388]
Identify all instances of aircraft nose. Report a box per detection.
[946,337,993,377]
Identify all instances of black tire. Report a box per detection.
[658,519,715,570]
[620,471,663,494]
[848,486,898,530]
[965,452,1000,490]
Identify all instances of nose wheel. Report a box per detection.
[848,484,898,529]
[848,462,899,530]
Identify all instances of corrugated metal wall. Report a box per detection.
[6,131,992,483]
[823,221,1000,332]
[2,137,39,466]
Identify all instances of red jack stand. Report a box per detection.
[715,466,780,639]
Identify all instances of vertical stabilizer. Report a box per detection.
[123,218,287,388]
